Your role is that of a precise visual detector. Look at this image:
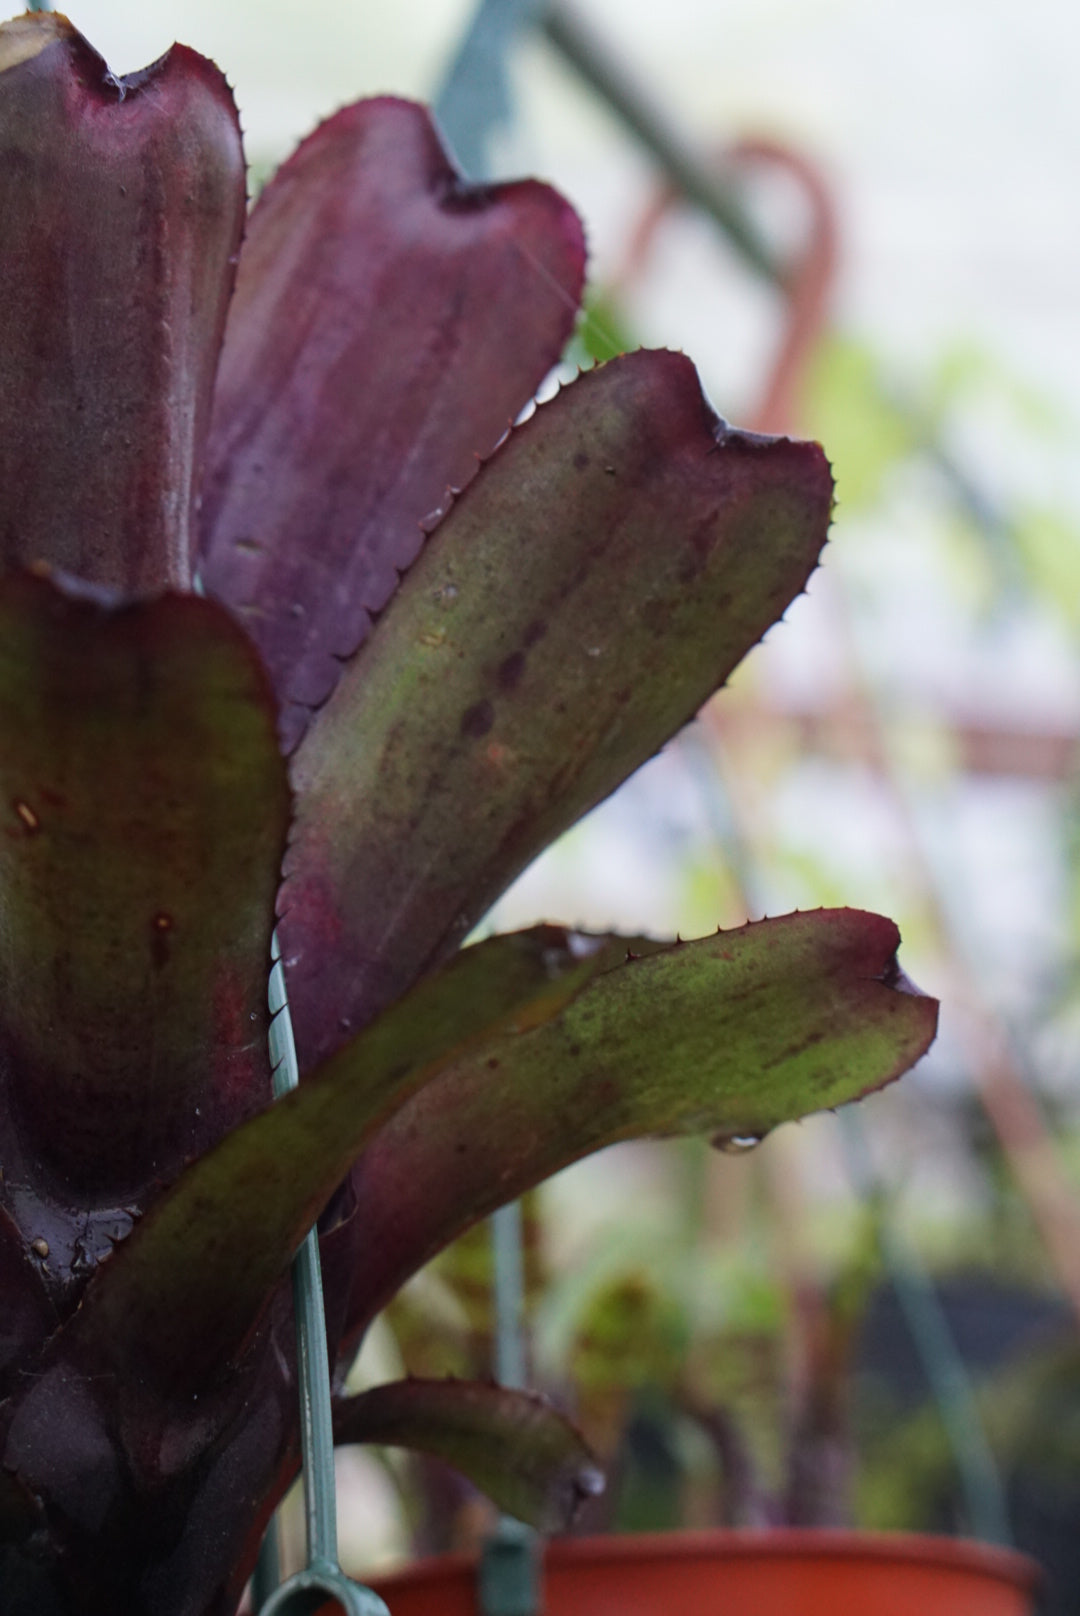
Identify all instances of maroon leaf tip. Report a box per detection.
[0,16,245,594]
[199,94,586,748]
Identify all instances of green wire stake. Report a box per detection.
[255,933,391,1616]
[478,1202,541,1616]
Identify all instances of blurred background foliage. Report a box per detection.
[59,0,1080,1607]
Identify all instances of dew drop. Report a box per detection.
[575,1464,606,1500]
[31,1237,49,1259]
[711,1131,764,1155]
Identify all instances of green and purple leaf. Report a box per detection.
[68,912,933,1396]
[198,96,585,747]
[332,1378,604,1532]
[0,14,244,593]
[67,927,610,1392]
[337,909,937,1346]
[280,349,834,1069]
[0,572,288,1253]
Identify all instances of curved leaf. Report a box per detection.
[0,572,288,1245]
[281,349,834,1068]
[68,928,611,1392]
[0,15,244,593]
[70,914,933,1394]
[199,96,585,747]
[338,909,937,1345]
[333,1378,604,1532]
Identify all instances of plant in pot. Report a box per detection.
[0,11,966,1615]
[371,1151,1041,1616]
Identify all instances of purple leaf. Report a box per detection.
[333,1378,604,1532]
[0,1205,55,1391]
[0,14,244,593]
[280,349,834,1070]
[198,96,586,747]
[0,572,288,1294]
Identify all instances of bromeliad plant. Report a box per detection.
[0,13,938,1616]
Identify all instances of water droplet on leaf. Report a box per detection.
[31,1237,49,1259]
[575,1464,606,1500]
[711,1131,764,1155]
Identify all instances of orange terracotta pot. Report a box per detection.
[367,1529,1041,1616]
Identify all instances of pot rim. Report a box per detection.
[373,1528,1042,1593]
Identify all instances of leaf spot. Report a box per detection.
[461,699,495,739]
[498,651,526,691]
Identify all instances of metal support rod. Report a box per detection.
[255,935,390,1616]
[492,1201,528,1390]
[267,942,342,1570]
[539,0,779,283]
[434,0,546,179]
[481,1202,541,1616]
